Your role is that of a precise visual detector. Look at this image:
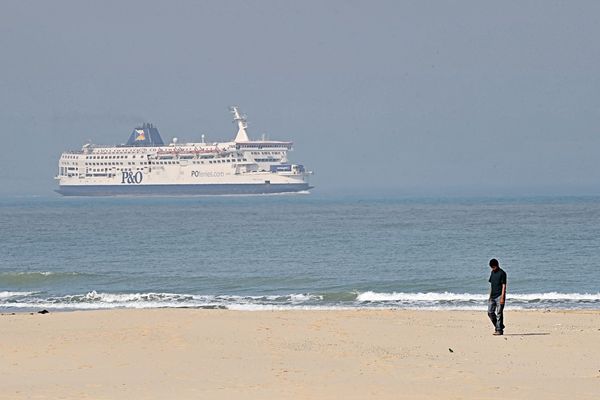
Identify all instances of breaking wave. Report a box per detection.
[0,291,36,299]
[1,290,599,311]
[0,291,325,310]
[355,291,600,307]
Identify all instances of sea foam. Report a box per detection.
[2,290,599,311]
[0,291,36,299]
[355,291,600,303]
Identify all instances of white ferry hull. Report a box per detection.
[55,107,313,197]
[56,183,312,196]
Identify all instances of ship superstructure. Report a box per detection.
[55,107,312,196]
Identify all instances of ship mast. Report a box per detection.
[230,106,250,142]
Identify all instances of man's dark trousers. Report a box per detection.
[487,296,505,332]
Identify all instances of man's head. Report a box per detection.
[489,258,499,271]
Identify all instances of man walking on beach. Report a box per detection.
[487,258,507,335]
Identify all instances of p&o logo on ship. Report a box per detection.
[121,171,143,184]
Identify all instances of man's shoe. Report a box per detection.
[493,330,504,336]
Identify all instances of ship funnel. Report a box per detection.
[230,106,250,142]
[126,122,165,147]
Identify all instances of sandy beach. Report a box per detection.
[1,309,599,399]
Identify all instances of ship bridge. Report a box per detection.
[236,141,292,150]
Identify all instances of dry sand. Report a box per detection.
[1,309,599,399]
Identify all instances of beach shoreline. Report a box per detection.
[1,309,599,399]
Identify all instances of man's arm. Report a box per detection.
[500,283,506,305]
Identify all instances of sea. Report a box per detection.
[1,194,599,312]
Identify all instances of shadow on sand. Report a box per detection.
[503,332,550,336]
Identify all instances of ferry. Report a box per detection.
[55,107,313,196]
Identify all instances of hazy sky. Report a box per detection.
[1,1,599,196]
